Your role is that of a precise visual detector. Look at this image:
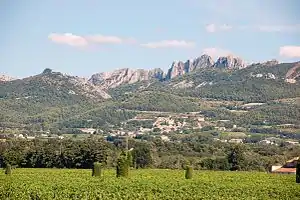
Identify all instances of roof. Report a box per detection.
[273,168,296,173]
[286,157,299,163]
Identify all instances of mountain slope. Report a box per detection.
[109,62,300,103]
[0,70,111,102]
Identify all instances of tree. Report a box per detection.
[42,68,52,74]
[227,144,245,171]
[116,151,129,178]
[132,144,153,168]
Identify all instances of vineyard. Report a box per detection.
[1,168,300,200]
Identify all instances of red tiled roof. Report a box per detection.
[274,168,296,173]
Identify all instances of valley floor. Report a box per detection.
[1,168,299,200]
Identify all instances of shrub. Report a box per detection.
[296,161,300,183]
[5,164,12,175]
[116,152,129,178]
[92,162,102,177]
[185,165,193,179]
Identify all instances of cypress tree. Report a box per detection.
[116,151,129,178]
[185,165,193,179]
[296,160,300,183]
[5,164,12,175]
[92,162,102,177]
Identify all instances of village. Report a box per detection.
[1,109,299,149]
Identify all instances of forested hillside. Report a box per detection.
[0,62,299,131]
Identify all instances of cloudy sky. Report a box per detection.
[0,0,300,78]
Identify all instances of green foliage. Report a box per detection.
[1,168,300,199]
[168,63,300,102]
[92,162,102,177]
[185,165,193,179]
[116,151,129,178]
[1,139,110,169]
[120,91,199,113]
[296,161,300,183]
[5,164,11,175]
[127,152,133,168]
[227,145,246,171]
[132,144,153,168]
[42,68,53,74]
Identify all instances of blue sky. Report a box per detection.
[0,0,300,78]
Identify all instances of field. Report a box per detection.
[1,169,300,200]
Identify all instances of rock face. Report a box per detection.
[89,54,246,89]
[89,68,165,89]
[166,54,214,79]
[213,55,246,69]
[0,75,15,82]
[285,63,300,83]
[262,59,279,66]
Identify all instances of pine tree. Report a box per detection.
[185,165,193,179]
[296,160,300,183]
[5,164,11,175]
[92,162,102,177]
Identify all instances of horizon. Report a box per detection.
[1,0,300,78]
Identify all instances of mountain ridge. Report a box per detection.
[88,54,281,89]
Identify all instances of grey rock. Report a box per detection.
[0,75,15,82]
[213,55,246,69]
[89,68,164,89]
[166,54,214,80]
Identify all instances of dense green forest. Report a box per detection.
[1,134,300,171]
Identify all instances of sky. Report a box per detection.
[0,0,300,78]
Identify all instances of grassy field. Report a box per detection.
[1,168,300,200]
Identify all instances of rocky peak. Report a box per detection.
[166,61,186,80]
[213,55,246,69]
[0,75,15,82]
[89,68,164,89]
[149,68,165,80]
[166,54,215,80]
[261,59,279,66]
[192,54,214,69]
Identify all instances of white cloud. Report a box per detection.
[86,35,123,44]
[279,46,300,58]
[202,47,233,58]
[48,33,136,47]
[141,40,195,48]
[205,24,232,33]
[205,24,216,33]
[48,33,88,47]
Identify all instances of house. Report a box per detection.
[229,138,243,144]
[259,139,275,145]
[26,136,36,140]
[285,141,299,145]
[271,157,299,174]
[79,128,96,134]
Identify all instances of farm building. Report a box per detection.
[271,157,299,174]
